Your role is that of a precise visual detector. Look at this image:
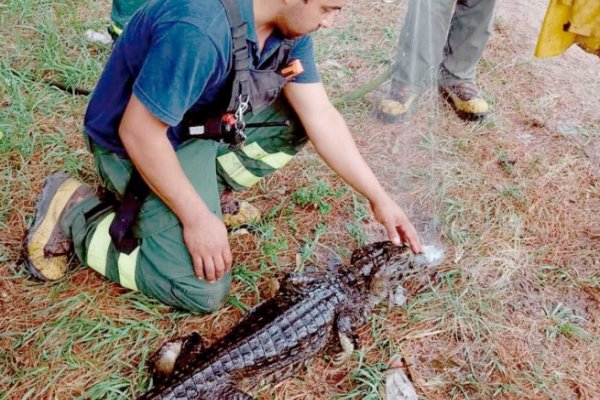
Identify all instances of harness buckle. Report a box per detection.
[233,94,250,147]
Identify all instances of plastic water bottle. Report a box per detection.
[414,244,445,267]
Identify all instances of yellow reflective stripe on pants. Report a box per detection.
[86,212,139,291]
[217,152,262,188]
[86,213,115,276]
[242,142,294,169]
[110,23,123,36]
[118,247,139,291]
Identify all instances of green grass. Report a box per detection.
[543,303,589,341]
[337,353,386,400]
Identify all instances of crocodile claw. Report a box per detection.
[332,332,355,366]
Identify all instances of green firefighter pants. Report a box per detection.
[392,0,497,88]
[63,101,306,313]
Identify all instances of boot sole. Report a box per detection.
[440,88,489,122]
[375,96,419,124]
[24,173,80,281]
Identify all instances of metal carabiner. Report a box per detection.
[233,94,250,147]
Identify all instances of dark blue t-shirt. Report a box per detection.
[84,0,320,154]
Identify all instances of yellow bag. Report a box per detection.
[535,0,600,58]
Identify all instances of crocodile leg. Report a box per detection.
[388,285,408,308]
[149,332,205,382]
[327,255,343,273]
[332,333,354,366]
[170,332,205,371]
[332,315,359,366]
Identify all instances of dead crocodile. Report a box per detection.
[138,241,442,399]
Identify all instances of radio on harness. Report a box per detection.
[188,112,291,147]
[186,58,303,148]
[188,113,238,142]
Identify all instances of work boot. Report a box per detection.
[376,83,419,123]
[220,189,261,229]
[24,173,95,281]
[439,81,490,122]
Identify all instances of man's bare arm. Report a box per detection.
[119,94,232,281]
[284,83,422,253]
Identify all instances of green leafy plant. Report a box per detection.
[292,178,347,214]
[543,303,588,341]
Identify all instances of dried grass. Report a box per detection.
[1,0,600,398]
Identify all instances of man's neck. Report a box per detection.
[253,0,277,51]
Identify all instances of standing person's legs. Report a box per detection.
[393,0,457,88]
[441,0,496,83]
[378,0,456,122]
[439,0,496,120]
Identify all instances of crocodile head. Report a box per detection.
[351,241,441,307]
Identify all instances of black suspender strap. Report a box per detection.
[108,0,250,254]
[220,0,252,113]
[108,169,149,254]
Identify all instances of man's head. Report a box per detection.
[275,0,346,38]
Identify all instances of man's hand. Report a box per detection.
[182,211,232,282]
[120,95,233,282]
[371,198,423,254]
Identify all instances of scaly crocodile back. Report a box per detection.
[139,275,348,399]
[139,241,432,400]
